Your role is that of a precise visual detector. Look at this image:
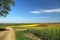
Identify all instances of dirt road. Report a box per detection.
[0,27,15,40]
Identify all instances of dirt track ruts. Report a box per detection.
[0,27,15,40]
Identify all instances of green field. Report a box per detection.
[15,27,60,40]
[0,23,60,40]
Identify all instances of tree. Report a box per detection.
[0,0,15,17]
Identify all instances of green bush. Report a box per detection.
[0,28,6,31]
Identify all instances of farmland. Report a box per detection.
[0,23,60,40]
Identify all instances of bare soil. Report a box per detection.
[0,27,15,40]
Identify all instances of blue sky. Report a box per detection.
[0,0,60,23]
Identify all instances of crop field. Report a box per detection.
[0,23,60,40]
[28,26,60,40]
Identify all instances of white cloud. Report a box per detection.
[30,11,41,14]
[30,8,60,14]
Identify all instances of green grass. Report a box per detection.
[15,26,60,40]
[16,31,33,40]
[28,26,60,40]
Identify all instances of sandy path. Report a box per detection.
[0,31,8,40]
[0,27,15,40]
